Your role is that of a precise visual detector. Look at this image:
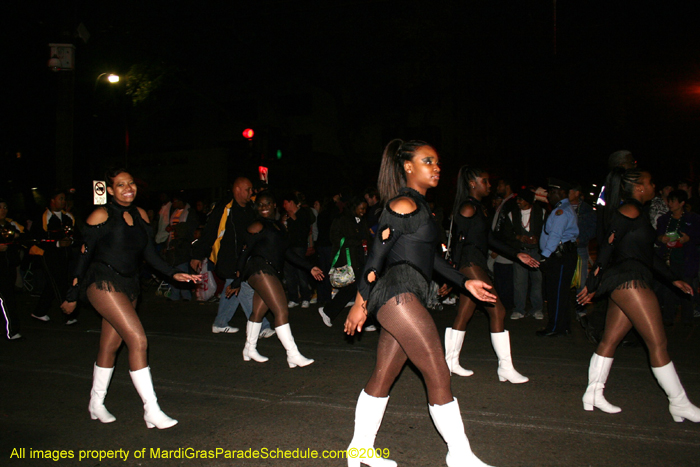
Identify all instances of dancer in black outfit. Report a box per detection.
[577,168,699,422]
[61,169,200,429]
[233,192,323,367]
[344,140,498,467]
[447,167,539,383]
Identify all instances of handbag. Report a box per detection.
[329,237,355,288]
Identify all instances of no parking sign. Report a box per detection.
[93,180,107,205]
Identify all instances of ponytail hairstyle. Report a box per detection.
[603,166,642,230]
[377,139,430,202]
[452,165,487,218]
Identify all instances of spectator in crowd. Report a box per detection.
[281,192,316,309]
[656,190,700,326]
[677,180,699,214]
[569,182,597,318]
[503,189,545,320]
[649,183,674,230]
[318,196,373,328]
[29,189,79,325]
[364,187,383,237]
[536,178,579,337]
[161,192,199,301]
[312,196,335,308]
[491,178,518,312]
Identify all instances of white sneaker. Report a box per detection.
[259,328,276,338]
[288,301,299,308]
[442,296,456,305]
[212,325,239,334]
[301,300,310,309]
[318,307,332,327]
[65,318,78,326]
[8,333,22,340]
[533,311,544,320]
[31,314,50,322]
[309,296,318,304]
[346,301,355,307]
[510,311,525,320]
[364,325,377,332]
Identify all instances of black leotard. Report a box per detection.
[588,199,676,296]
[452,197,519,270]
[67,201,178,301]
[236,217,314,282]
[359,187,468,313]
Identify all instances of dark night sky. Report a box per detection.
[3,0,700,201]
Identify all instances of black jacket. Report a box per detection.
[191,198,255,279]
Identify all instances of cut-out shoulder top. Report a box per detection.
[236,217,314,282]
[588,199,676,295]
[452,196,519,269]
[358,187,468,312]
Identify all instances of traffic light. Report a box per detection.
[276,149,282,160]
[242,128,254,140]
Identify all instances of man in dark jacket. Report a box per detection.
[191,178,272,335]
[281,193,316,308]
[503,189,546,320]
[29,189,79,325]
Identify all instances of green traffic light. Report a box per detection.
[276,149,282,160]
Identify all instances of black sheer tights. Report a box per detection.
[452,265,505,333]
[364,294,453,406]
[597,286,670,368]
[247,272,289,327]
[87,285,147,371]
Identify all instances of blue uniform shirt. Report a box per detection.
[540,198,579,258]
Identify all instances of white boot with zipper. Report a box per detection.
[429,398,492,467]
[129,367,178,429]
[89,363,116,423]
[276,323,314,368]
[445,328,474,377]
[652,361,700,423]
[243,321,269,362]
[490,331,528,384]
[346,390,397,467]
[582,353,621,413]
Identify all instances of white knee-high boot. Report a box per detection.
[243,321,269,362]
[129,367,178,429]
[582,353,621,414]
[429,398,492,467]
[652,362,700,423]
[276,323,314,368]
[490,331,528,384]
[445,328,474,377]
[89,363,116,423]
[347,390,397,467]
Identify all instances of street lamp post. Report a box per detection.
[94,73,128,168]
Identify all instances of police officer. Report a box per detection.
[536,179,579,337]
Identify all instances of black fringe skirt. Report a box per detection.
[367,263,430,314]
[597,260,652,296]
[82,261,141,302]
[242,256,280,282]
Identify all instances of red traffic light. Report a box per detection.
[242,128,254,140]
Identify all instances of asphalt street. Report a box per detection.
[2,289,699,467]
